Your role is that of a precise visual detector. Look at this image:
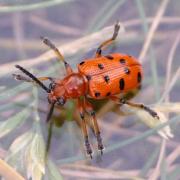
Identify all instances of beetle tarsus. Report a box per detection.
[85,136,93,158]
[119,98,160,119]
[95,22,120,57]
[112,21,120,40]
[41,36,57,51]
[143,105,159,119]
[96,132,104,154]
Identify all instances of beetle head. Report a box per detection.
[47,82,66,106]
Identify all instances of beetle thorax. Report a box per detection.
[63,73,87,98]
[51,73,87,100]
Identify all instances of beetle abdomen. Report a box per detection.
[78,53,143,99]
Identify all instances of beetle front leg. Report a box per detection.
[110,96,159,119]
[91,113,104,155]
[78,98,93,158]
[84,98,104,155]
[41,37,73,75]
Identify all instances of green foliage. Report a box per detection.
[0,0,179,179]
[0,107,30,138]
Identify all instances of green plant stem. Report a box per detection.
[0,0,72,13]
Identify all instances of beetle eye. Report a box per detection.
[49,82,56,90]
[57,97,65,106]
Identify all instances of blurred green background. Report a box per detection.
[0,0,180,179]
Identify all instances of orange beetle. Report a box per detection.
[14,22,159,158]
[78,53,142,98]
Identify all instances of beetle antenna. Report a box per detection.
[46,101,56,122]
[45,101,56,161]
[15,65,50,93]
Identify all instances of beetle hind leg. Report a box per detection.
[123,100,159,119]
[111,96,159,119]
[95,21,120,58]
[91,112,104,155]
[84,98,104,155]
[78,98,93,158]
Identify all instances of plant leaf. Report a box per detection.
[6,131,34,161]
[25,123,46,180]
[47,159,63,180]
[0,108,30,138]
[0,83,29,101]
[0,0,73,13]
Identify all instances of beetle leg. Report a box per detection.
[95,21,120,58]
[41,37,73,75]
[110,96,159,119]
[86,120,96,136]
[122,100,159,119]
[36,77,55,82]
[84,98,104,155]
[78,98,93,158]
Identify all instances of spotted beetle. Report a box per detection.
[14,22,159,158]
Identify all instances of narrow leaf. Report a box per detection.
[47,160,63,180]
[7,131,34,158]
[0,108,30,138]
[26,123,46,180]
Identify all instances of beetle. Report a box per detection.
[13,22,159,158]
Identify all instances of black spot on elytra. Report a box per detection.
[98,63,104,69]
[104,75,110,83]
[106,92,111,96]
[137,72,142,83]
[86,75,91,81]
[105,55,113,60]
[119,59,126,64]
[119,78,125,90]
[79,61,85,65]
[95,92,101,97]
[124,67,130,75]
